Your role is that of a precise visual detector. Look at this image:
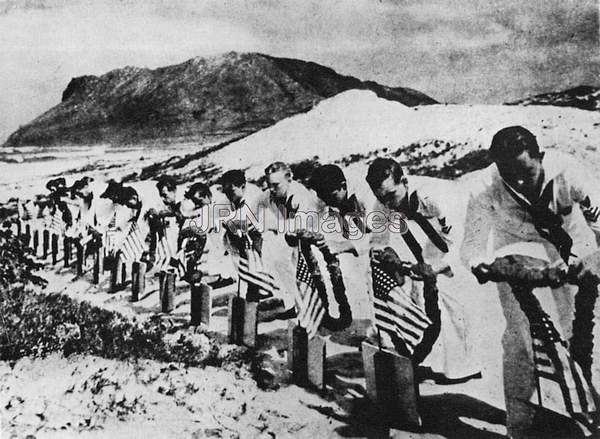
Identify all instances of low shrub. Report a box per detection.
[0,227,250,368]
[0,228,47,289]
[0,286,249,367]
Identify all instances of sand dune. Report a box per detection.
[198,90,600,181]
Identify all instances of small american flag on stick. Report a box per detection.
[104,211,124,254]
[117,221,147,264]
[47,210,66,236]
[294,245,325,339]
[236,233,280,297]
[156,233,186,277]
[371,259,432,355]
[17,199,37,221]
[154,232,175,269]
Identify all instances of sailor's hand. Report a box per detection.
[431,262,454,278]
[156,209,173,219]
[410,262,436,281]
[294,230,325,246]
[469,256,496,283]
[144,208,158,219]
[549,258,569,273]
[469,255,494,270]
[328,240,359,257]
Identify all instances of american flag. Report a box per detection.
[47,210,66,235]
[236,234,280,297]
[523,288,599,434]
[104,212,119,253]
[16,200,39,239]
[155,234,175,269]
[155,232,186,277]
[371,260,432,355]
[17,199,37,221]
[117,221,148,264]
[76,214,99,247]
[294,245,325,339]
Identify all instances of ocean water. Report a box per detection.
[0,143,201,202]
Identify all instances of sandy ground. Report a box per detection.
[1,353,351,439]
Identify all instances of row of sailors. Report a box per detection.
[16,159,478,384]
[142,130,600,438]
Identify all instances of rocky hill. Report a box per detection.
[3,52,436,148]
[508,85,600,111]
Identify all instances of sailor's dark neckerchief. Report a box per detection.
[165,200,184,229]
[329,194,371,239]
[399,191,449,255]
[270,193,299,219]
[229,194,247,212]
[502,179,575,263]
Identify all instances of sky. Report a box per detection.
[0,0,598,143]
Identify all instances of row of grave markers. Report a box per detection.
[14,217,423,430]
[15,219,215,323]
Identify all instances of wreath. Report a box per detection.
[570,270,598,383]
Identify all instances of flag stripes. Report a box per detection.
[294,245,325,339]
[103,212,119,253]
[235,235,280,297]
[525,292,599,434]
[533,348,556,377]
[118,221,147,264]
[154,233,186,277]
[104,229,119,253]
[17,200,37,221]
[155,234,175,270]
[534,339,597,425]
[371,260,432,355]
[238,256,279,295]
[79,233,95,247]
[46,210,66,235]
[16,200,39,243]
